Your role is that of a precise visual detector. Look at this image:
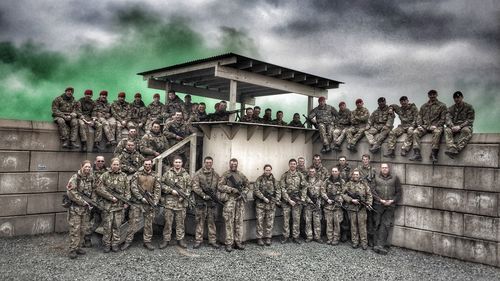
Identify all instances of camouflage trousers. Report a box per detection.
[412,127,443,150]
[332,127,348,146]
[194,205,218,243]
[387,125,414,151]
[364,126,391,145]
[222,199,245,246]
[125,205,155,243]
[373,204,395,248]
[78,118,103,143]
[54,117,78,142]
[324,208,343,242]
[102,209,124,247]
[348,208,368,246]
[67,208,91,251]
[163,207,186,241]
[114,119,135,142]
[346,126,367,146]
[96,117,116,142]
[304,206,322,240]
[445,126,472,152]
[282,204,302,239]
[255,203,276,239]
[318,123,334,146]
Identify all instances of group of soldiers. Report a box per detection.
[308,90,475,162]
[65,152,400,259]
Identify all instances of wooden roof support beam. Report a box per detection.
[262,126,272,141]
[291,129,301,143]
[235,60,253,69]
[278,71,295,79]
[148,79,230,101]
[141,57,237,80]
[292,74,307,82]
[246,125,257,140]
[277,128,286,142]
[251,64,268,73]
[266,68,282,76]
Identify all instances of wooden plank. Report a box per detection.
[197,124,212,140]
[251,64,267,73]
[230,124,240,139]
[266,68,282,76]
[305,131,315,144]
[292,74,307,82]
[229,80,237,122]
[291,129,301,143]
[218,124,233,140]
[263,126,272,141]
[247,125,257,140]
[189,135,197,176]
[142,57,237,80]
[277,128,286,142]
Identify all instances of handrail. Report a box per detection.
[153,133,198,178]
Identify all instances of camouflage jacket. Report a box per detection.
[368,105,394,129]
[117,149,145,175]
[240,115,256,123]
[129,100,147,125]
[304,176,324,206]
[93,98,112,119]
[391,103,418,128]
[96,170,130,211]
[164,120,193,145]
[147,101,165,121]
[322,175,345,211]
[272,119,288,126]
[192,167,220,205]
[336,163,351,182]
[130,169,161,207]
[111,100,131,122]
[93,165,109,179]
[446,102,475,129]
[114,135,141,155]
[336,108,351,129]
[373,173,401,206]
[417,100,447,128]
[139,131,168,157]
[342,180,372,211]
[279,170,306,204]
[165,96,186,119]
[254,174,281,208]
[161,167,192,210]
[77,97,95,119]
[350,107,370,127]
[52,94,79,118]
[218,170,250,202]
[66,170,96,214]
[308,104,338,124]
[310,164,329,181]
[288,120,305,128]
[357,164,376,188]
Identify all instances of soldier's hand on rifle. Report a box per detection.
[176,135,183,140]
[123,203,129,208]
[203,195,210,200]
[141,198,148,204]
[327,199,333,205]
[111,197,118,203]
[231,188,239,194]
[386,199,394,206]
[171,190,179,196]
[352,199,359,205]
[289,200,296,206]
[452,126,461,132]
[264,198,270,204]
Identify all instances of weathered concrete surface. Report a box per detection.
[0,214,54,237]
[57,172,74,191]
[0,195,27,216]
[463,214,499,242]
[0,172,58,194]
[400,185,433,208]
[30,152,86,172]
[54,212,68,233]
[394,206,405,226]
[406,164,464,189]
[433,188,466,212]
[0,151,30,172]
[27,192,66,214]
[404,206,463,236]
[392,226,434,253]
[464,167,500,193]
[465,191,498,217]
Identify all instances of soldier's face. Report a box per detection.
[82,163,91,175]
[454,96,463,104]
[380,164,390,176]
[198,105,206,112]
[293,115,300,121]
[289,161,297,171]
[219,103,227,111]
[126,142,135,151]
[362,156,370,165]
[152,124,160,133]
[313,157,321,165]
[111,161,120,172]
[277,112,283,119]
[99,95,107,101]
[308,169,316,177]
[135,97,141,102]
[84,93,92,100]
[204,159,213,170]
[264,110,271,117]
[65,90,73,97]
[173,159,183,169]
[319,100,326,106]
[118,96,125,102]
[264,166,272,176]
[174,112,183,121]
[229,161,238,171]
[378,100,386,108]
[356,102,363,109]
[246,109,254,116]
[129,129,137,137]
[400,99,409,107]
[168,92,175,100]
[339,158,346,166]
[340,104,346,110]
[352,171,360,181]
[331,168,340,177]
[95,157,105,168]
[428,92,438,102]
[253,108,261,116]
[298,158,305,167]
[154,97,160,102]
[143,161,153,172]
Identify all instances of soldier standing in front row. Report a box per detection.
[218,158,250,252]
[303,167,324,243]
[357,154,376,247]
[322,167,345,245]
[444,91,475,158]
[253,164,281,246]
[308,96,338,153]
[384,96,419,158]
[52,87,80,148]
[280,159,306,244]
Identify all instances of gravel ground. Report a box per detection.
[0,233,499,281]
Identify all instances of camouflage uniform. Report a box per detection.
[358,164,376,246]
[346,106,370,148]
[129,100,147,134]
[164,119,194,165]
[253,173,281,241]
[145,100,165,132]
[139,130,169,158]
[444,102,475,153]
[280,170,306,240]
[310,164,329,181]
[117,149,145,176]
[93,97,116,143]
[412,100,447,150]
[164,96,186,120]
[288,120,305,128]
[240,115,255,123]
[322,175,345,243]
[192,167,220,245]
[336,163,352,183]
[303,175,323,241]
[297,166,307,177]
[160,167,192,242]
[332,107,351,148]
[96,170,130,249]
[218,170,250,247]
[125,169,161,244]
[52,93,79,144]
[387,103,418,152]
[114,134,141,156]
[77,97,103,145]
[342,179,373,248]
[111,99,131,141]
[272,119,288,126]
[308,104,338,148]
[364,105,394,147]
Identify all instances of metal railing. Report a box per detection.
[153,133,198,178]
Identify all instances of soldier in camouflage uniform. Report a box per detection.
[297,156,307,177]
[52,87,80,148]
[192,156,221,249]
[444,91,475,158]
[253,106,264,123]
[114,127,140,156]
[308,96,338,153]
[372,163,401,255]
[357,154,377,246]
[164,111,194,166]
[384,96,419,158]
[140,121,169,158]
[261,108,272,124]
[93,156,109,178]
[218,158,250,252]
[310,154,329,181]
[145,93,165,133]
[280,159,306,244]
[160,156,192,249]
[164,90,187,121]
[322,167,345,245]
[77,89,102,152]
[409,90,448,163]
[254,164,281,246]
[66,160,96,259]
[346,99,370,152]
[117,141,145,176]
[272,111,288,126]
[288,113,305,128]
[331,101,351,151]
[111,92,132,142]
[240,107,255,122]
[303,167,324,243]
[93,90,117,146]
[342,169,373,250]
[365,97,394,153]
[336,155,351,242]
[122,159,161,251]
[95,158,129,253]
[90,156,107,232]
[129,93,147,135]
[183,95,193,121]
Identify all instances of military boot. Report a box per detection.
[383,149,395,158]
[265,238,272,246]
[280,236,288,244]
[143,242,155,251]
[369,143,381,153]
[292,238,302,245]
[208,242,220,249]
[76,248,86,255]
[93,142,100,152]
[430,149,439,163]
[321,145,328,154]
[193,241,202,249]
[225,245,233,252]
[62,140,70,148]
[445,147,458,159]
[71,141,80,149]
[400,148,409,156]
[234,242,245,250]
[257,239,265,246]
[159,240,169,249]
[103,245,111,253]
[331,240,339,246]
[120,242,131,251]
[111,245,120,252]
[177,239,187,249]
[409,148,422,161]
[83,236,92,248]
[68,250,77,259]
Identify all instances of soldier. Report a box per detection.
[207,101,229,121]
[384,96,419,158]
[77,89,102,152]
[111,92,132,142]
[346,99,370,152]
[218,158,250,252]
[160,156,192,249]
[310,154,329,181]
[140,121,169,158]
[308,96,338,153]
[145,93,165,133]
[254,164,281,246]
[365,97,394,153]
[297,156,307,177]
[122,159,161,251]
[164,111,194,166]
[288,113,305,128]
[183,94,193,121]
[93,90,117,146]
[280,159,306,244]
[253,106,263,123]
[262,108,273,124]
[66,160,96,259]
[192,156,221,249]
[409,90,447,162]
[342,169,373,250]
[114,127,140,156]
[96,158,130,253]
[90,156,107,232]
[357,154,376,247]
[336,155,351,182]
[196,102,208,122]
[117,141,145,176]
[164,90,186,120]
[372,163,401,255]
[52,87,80,148]
[444,91,475,158]
[336,155,351,242]
[93,155,109,178]
[331,101,351,151]
[322,167,345,245]
[129,93,147,134]
[240,107,255,122]
[303,167,324,243]
[272,111,287,126]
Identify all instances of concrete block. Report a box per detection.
[454,236,498,266]
[463,214,498,242]
[466,191,498,217]
[406,164,463,189]
[0,172,58,194]
[464,167,499,192]
[394,206,404,226]
[27,192,66,214]
[400,185,433,208]
[30,151,85,172]
[433,188,466,212]
[0,151,30,172]
[453,144,499,168]
[55,212,68,233]
[389,163,406,184]
[404,206,463,236]
[432,232,457,258]
[0,119,33,129]
[58,172,74,191]
[30,130,61,151]
[0,214,54,237]
[0,129,33,150]
[390,226,434,253]
[0,195,27,216]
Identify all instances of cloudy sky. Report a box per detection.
[0,0,498,132]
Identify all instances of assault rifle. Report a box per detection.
[80,193,105,211]
[136,183,160,209]
[302,114,318,129]
[262,190,281,207]
[346,190,376,212]
[202,187,224,206]
[167,180,195,209]
[228,175,247,203]
[106,187,142,210]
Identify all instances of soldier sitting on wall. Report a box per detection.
[52,87,80,149]
[444,91,475,158]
